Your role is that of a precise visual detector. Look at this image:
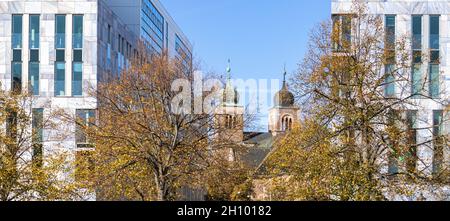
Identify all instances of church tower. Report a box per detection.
[215,60,244,144]
[268,69,300,136]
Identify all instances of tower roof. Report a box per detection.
[222,59,239,106]
[274,68,295,107]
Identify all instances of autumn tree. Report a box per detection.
[74,45,252,201]
[0,88,78,201]
[267,1,448,200]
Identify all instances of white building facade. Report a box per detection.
[104,0,192,63]
[332,0,450,177]
[0,0,191,197]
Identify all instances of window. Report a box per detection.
[141,0,164,53]
[72,15,83,96]
[118,34,121,54]
[385,15,396,52]
[429,64,440,98]
[12,15,22,94]
[107,24,112,45]
[32,108,44,168]
[107,24,112,68]
[12,62,22,94]
[12,15,22,49]
[432,110,444,175]
[28,15,40,96]
[6,110,18,144]
[406,110,418,173]
[281,115,293,132]
[332,14,351,52]
[29,62,39,95]
[384,64,395,97]
[411,15,423,98]
[411,64,423,97]
[76,109,96,148]
[55,15,66,49]
[429,15,440,99]
[29,15,40,49]
[412,15,422,63]
[225,115,237,129]
[72,62,82,96]
[429,15,440,49]
[175,35,192,72]
[73,15,83,49]
[387,110,401,175]
[73,49,82,62]
[55,62,65,96]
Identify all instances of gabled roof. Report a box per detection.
[241,132,274,168]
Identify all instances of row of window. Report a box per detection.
[175,34,192,72]
[11,14,83,97]
[141,0,164,54]
[387,110,445,175]
[29,109,96,148]
[383,14,441,99]
[5,108,94,172]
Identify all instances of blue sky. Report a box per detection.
[162,0,331,130]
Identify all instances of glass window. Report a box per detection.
[29,15,40,49]
[32,108,44,167]
[55,15,66,49]
[30,49,39,62]
[406,110,418,173]
[432,110,444,174]
[55,62,65,96]
[12,15,22,49]
[332,15,351,52]
[411,64,422,98]
[429,64,440,98]
[75,109,96,148]
[107,24,112,44]
[430,16,440,50]
[72,62,82,96]
[385,15,396,50]
[73,49,82,62]
[384,64,395,97]
[73,15,83,49]
[412,15,422,55]
[12,62,22,94]
[12,49,21,62]
[29,62,39,95]
[56,49,65,62]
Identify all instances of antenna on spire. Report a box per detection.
[226,59,232,81]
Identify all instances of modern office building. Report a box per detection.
[331,0,449,177]
[103,0,192,66]
[0,0,191,193]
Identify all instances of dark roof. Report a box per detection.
[241,132,276,169]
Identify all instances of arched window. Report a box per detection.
[281,115,293,131]
[225,115,236,129]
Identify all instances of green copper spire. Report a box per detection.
[222,59,239,105]
[283,64,287,88]
[226,59,231,76]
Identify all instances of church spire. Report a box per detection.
[282,64,287,89]
[222,59,239,105]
